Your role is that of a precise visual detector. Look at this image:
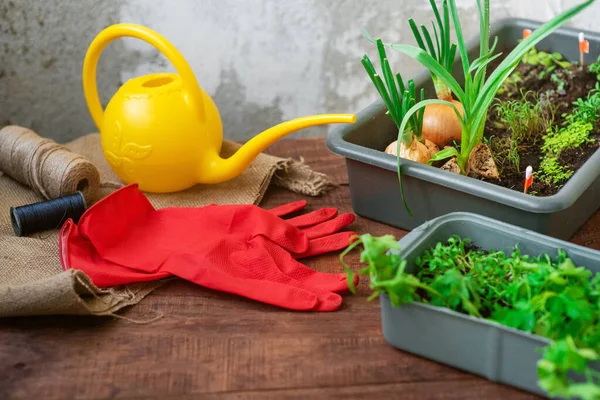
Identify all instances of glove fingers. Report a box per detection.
[266,200,307,217]
[206,277,321,311]
[203,273,341,312]
[209,238,346,310]
[260,239,358,294]
[162,257,321,311]
[301,212,356,239]
[285,208,338,228]
[242,242,346,310]
[294,232,357,259]
[314,292,343,312]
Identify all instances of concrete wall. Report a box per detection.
[1,0,599,143]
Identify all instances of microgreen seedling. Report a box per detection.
[551,73,567,93]
[566,84,600,126]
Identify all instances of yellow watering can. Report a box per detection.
[82,24,355,193]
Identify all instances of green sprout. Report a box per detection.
[496,90,555,142]
[542,120,594,156]
[551,73,567,93]
[539,156,574,185]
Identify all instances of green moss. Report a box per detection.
[539,156,574,185]
[542,120,594,155]
[538,121,592,186]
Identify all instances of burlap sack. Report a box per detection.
[0,134,333,318]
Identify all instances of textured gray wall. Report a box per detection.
[1,0,599,143]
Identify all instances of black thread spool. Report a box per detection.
[10,192,88,237]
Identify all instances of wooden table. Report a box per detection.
[2,138,599,400]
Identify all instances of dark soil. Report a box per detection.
[478,48,600,196]
[439,240,485,254]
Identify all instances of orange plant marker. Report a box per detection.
[524,166,533,194]
[580,32,590,65]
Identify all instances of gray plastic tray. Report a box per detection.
[380,212,600,399]
[326,18,600,240]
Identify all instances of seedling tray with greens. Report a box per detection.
[340,212,600,399]
[326,12,600,240]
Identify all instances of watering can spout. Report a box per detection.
[199,114,356,184]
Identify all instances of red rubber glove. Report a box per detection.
[59,184,358,311]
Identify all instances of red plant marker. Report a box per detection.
[580,32,590,66]
[523,29,533,40]
[524,166,533,194]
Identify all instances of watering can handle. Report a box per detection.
[82,23,205,131]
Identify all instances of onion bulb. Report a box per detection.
[422,100,464,148]
[385,138,439,164]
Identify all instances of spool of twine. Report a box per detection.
[0,125,100,203]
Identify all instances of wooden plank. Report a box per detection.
[0,308,473,399]
[187,380,542,400]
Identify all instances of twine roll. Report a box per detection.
[0,125,100,203]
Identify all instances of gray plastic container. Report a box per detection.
[380,212,600,399]
[326,18,600,240]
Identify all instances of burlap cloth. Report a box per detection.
[0,134,333,318]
